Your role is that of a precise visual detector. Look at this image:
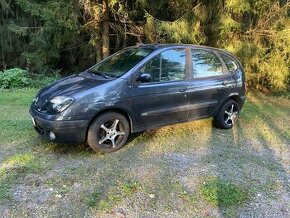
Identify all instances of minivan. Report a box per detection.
[30,44,246,153]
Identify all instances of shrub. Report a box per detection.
[0,68,30,89]
[0,68,61,89]
[29,71,61,88]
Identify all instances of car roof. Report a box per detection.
[132,43,237,60]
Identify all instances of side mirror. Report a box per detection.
[136,73,152,83]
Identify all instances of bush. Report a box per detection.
[0,68,30,89]
[0,68,61,89]
[29,71,61,88]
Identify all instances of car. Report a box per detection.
[30,44,246,153]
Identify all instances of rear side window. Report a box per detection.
[139,49,186,83]
[192,50,223,78]
[220,54,238,73]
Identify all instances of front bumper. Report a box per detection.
[29,107,89,144]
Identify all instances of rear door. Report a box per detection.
[131,48,191,129]
[187,49,234,119]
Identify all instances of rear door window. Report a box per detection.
[191,50,223,79]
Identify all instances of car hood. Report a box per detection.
[36,71,110,101]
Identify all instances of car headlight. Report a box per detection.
[47,96,74,113]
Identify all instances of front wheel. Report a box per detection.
[87,112,130,153]
[214,100,240,129]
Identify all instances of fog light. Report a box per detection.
[49,131,56,140]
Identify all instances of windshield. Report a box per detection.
[89,47,154,78]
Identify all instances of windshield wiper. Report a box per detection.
[87,70,109,79]
[87,70,118,79]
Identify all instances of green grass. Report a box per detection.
[87,180,142,211]
[0,89,37,145]
[0,153,42,174]
[87,190,102,207]
[0,89,289,216]
[0,152,50,201]
[199,178,248,207]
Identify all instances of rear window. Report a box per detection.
[220,54,238,73]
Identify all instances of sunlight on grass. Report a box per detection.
[0,152,49,201]
[132,119,215,156]
[238,91,290,170]
[0,153,34,174]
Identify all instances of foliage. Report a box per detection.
[142,0,290,91]
[1,0,289,90]
[14,0,81,70]
[219,0,290,91]
[0,68,60,89]
[0,68,30,89]
[29,70,61,88]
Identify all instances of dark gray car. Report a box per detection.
[30,44,246,153]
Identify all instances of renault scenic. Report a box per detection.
[30,44,246,153]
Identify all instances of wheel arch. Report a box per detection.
[215,93,244,116]
[227,94,243,108]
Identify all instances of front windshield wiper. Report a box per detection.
[87,70,117,79]
[87,70,109,79]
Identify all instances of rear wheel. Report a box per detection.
[87,112,130,153]
[214,100,240,129]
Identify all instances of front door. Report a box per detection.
[131,48,190,129]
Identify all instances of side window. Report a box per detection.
[220,54,238,73]
[139,54,161,82]
[139,49,186,83]
[161,49,186,81]
[192,50,223,78]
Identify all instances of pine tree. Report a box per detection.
[1,0,289,90]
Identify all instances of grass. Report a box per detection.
[87,180,142,211]
[199,178,248,207]
[0,89,289,217]
[0,89,37,145]
[0,153,50,200]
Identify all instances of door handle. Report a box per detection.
[233,74,241,80]
[222,81,230,86]
[179,88,187,92]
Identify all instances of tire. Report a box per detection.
[87,112,130,153]
[214,100,240,129]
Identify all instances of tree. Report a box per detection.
[1,0,289,90]
[102,0,110,58]
[7,0,82,71]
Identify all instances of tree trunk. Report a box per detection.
[96,33,103,63]
[102,0,110,58]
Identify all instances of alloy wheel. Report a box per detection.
[224,104,239,126]
[98,119,126,148]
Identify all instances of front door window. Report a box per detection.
[139,49,186,83]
